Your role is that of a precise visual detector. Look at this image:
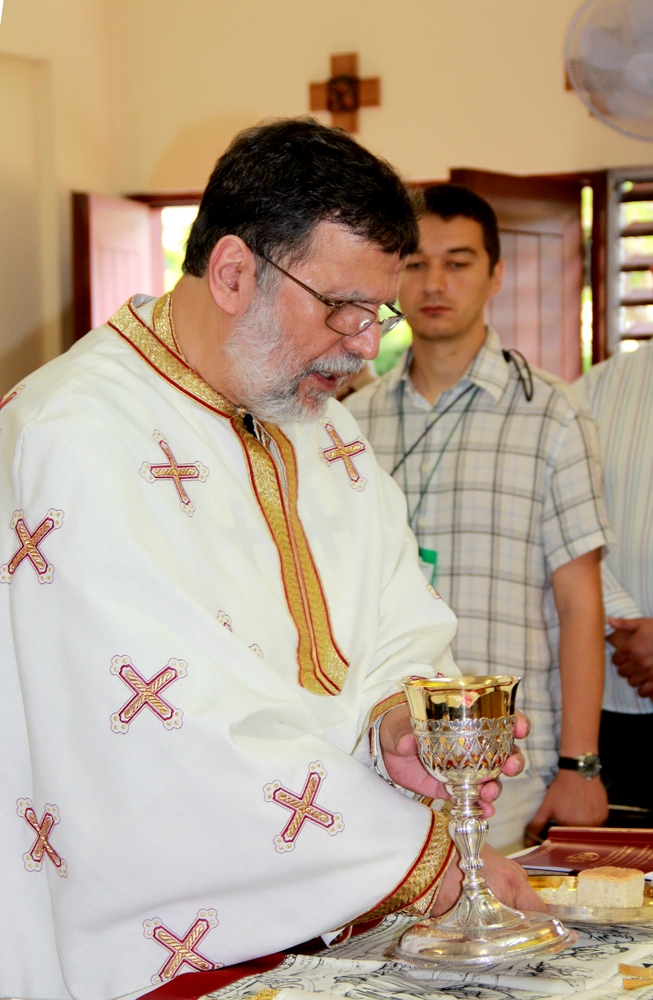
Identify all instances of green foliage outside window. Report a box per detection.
[374,319,412,376]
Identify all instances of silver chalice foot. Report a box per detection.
[395,676,576,968]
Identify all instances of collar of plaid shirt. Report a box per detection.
[385,327,510,406]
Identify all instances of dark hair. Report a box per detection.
[183,117,418,277]
[418,183,501,273]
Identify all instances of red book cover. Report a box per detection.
[515,826,653,873]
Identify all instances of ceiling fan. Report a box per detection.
[566,0,653,140]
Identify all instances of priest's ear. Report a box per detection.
[206,235,257,316]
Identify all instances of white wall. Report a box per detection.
[0,0,117,371]
[1,0,653,379]
[113,0,653,194]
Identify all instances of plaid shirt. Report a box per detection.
[346,328,613,780]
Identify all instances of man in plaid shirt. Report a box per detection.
[346,184,612,851]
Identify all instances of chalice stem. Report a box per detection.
[449,783,488,894]
[442,781,522,929]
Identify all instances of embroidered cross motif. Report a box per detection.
[264,760,344,853]
[140,430,209,516]
[110,655,187,733]
[0,384,25,410]
[16,799,67,877]
[0,509,64,584]
[144,909,220,984]
[217,612,263,657]
[319,421,367,491]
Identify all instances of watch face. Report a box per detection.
[579,754,602,779]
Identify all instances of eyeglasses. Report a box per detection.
[258,254,406,338]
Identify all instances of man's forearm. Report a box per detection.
[528,551,608,834]
[558,608,604,754]
[553,551,605,756]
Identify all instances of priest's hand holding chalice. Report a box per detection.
[378,675,576,966]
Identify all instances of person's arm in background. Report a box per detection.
[607,617,653,700]
[527,549,609,838]
[600,561,653,699]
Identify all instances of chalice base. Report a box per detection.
[395,908,576,968]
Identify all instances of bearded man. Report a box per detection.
[0,119,540,1000]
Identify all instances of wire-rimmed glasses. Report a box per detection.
[258,254,406,337]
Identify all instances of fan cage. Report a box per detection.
[566,0,653,142]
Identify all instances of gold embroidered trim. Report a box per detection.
[367,691,407,728]
[109,295,349,696]
[264,424,349,695]
[351,808,454,923]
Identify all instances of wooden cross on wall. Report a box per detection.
[309,53,380,133]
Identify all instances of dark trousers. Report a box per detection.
[599,709,653,817]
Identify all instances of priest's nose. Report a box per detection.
[344,323,380,361]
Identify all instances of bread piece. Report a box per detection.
[576,866,644,908]
[538,880,577,905]
[619,964,653,981]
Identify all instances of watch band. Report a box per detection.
[557,753,602,779]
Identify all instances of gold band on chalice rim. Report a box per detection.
[403,675,520,723]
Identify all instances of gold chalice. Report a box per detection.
[395,676,576,967]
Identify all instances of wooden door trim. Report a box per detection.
[72,193,92,343]
[127,192,202,208]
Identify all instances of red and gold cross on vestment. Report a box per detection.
[264,760,344,854]
[0,508,64,584]
[319,421,367,491]
[110,655,187,733]
[140,430,209,516]
[16,799,67,877]
[144,909,221,984]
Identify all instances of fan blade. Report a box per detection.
[625,51,653,96]
[605,85,653,118]
[580,25,630,70]
[629,0,653,39]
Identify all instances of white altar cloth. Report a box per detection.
[203,914,653,1000]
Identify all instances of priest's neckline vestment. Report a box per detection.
[0,294,457,1000]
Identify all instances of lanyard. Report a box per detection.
[396,380,481,583]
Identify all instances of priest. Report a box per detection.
[0,118,541,1000]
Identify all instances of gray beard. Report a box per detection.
[223,290,365,423]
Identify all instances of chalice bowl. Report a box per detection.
[395,676,576,967]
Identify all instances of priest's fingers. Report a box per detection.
[382,753,448,798]
[501,749,525,778]
[477,779,501,818]
[513,710,530,740]
[480,849,547,913]
[430,852,464,914]
[431,845,545,916]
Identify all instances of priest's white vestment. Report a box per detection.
[0,295,458,1000]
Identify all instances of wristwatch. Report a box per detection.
[557,753,602,780]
